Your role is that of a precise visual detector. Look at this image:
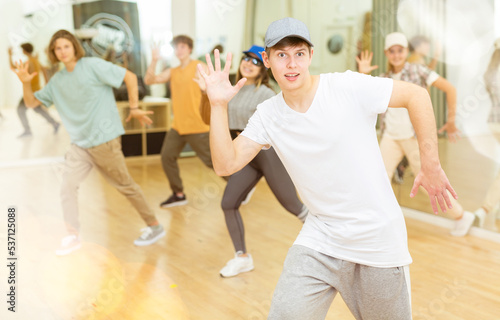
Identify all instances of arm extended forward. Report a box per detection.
[388,80,458,213]
[12,60,42,108]
[197,49,262,176]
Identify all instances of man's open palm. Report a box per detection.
[12,60,37,84]
[197,49,246,107]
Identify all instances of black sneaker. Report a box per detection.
[160,194,188,208]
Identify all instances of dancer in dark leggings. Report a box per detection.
[8,43,60,138]
[198,45,308,277]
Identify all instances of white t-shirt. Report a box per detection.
[383,67,439,140]
[241,71,412,268]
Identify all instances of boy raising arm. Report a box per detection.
[199,18,456,319]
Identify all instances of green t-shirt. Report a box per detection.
[35,57,126,148]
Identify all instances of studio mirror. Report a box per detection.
[246,0,500,234]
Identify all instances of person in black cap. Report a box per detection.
[196,45,308,278]
[199,17,457,319]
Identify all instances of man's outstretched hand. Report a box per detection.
[355,50,379,75]
[197,49,247,107]
[125,109,154,127]
[438,121,461,143]
[12,60,37,84]
[410,165,458,214]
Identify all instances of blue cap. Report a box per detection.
[243,45,265,63]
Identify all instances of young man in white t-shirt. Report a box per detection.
[198,17,457,319]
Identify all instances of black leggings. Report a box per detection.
[221,147,305,253]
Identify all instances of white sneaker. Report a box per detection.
[55,235,81,256]
[450,211,475,237]
[220,251,254,277]
[474,208,487,228]
[241,187,256,205]
[134,225,166,246]
[476,208,499,232]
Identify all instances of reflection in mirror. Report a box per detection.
[0,0,171,166]
[384,0,500,233]
[247,0,499,233]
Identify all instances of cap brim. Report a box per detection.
[384,43,407,50]
[242,50,264,62]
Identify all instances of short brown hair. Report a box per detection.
[265,36,312,56]
[171,35,194,50]
[47,30,86,64]
[20,43,34,54]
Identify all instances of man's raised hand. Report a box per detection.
[12,60,37,84]
[410,165,458,215]
[197,49,246,107]
[438,121,461,143]
[355,50,379,75]
[151,42,161,62]
[193,76,207,92]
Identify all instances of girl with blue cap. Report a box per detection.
[197,45,308,277]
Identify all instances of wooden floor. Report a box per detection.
[0,108,500,319]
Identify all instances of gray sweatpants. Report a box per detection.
[268,245,412,320]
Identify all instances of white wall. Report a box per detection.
[137,0,172,97]
[306,0,372,74]
[0,0,73,108]
[173,0,196,39]
[253,0,290,45]
[195,0,247,73]
[253,0,372,74]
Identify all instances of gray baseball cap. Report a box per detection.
[264,17,314,48]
